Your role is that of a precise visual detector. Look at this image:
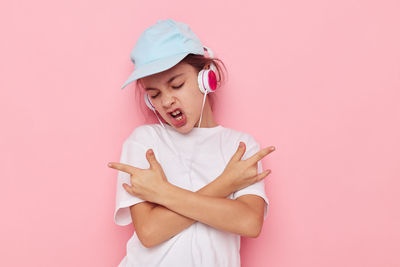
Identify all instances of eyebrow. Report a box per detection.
[145,73,184,91]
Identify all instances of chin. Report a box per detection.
[177,125,194,134]
[168,120,195,134]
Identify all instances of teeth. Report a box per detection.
[176,115,183,120]
[171,110,181,116]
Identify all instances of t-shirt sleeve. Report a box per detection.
[232,135,270,220]
[114,140,150,226]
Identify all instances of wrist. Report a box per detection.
[214,174,235,197]
[156,181,175,206]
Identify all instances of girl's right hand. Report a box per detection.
[220,142,275,193]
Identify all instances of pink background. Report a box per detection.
[1,0,399,266]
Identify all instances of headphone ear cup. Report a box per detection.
[198,67,217,94]
[198,69,207,94]
[207,69,217,92]
[144,93,156,111]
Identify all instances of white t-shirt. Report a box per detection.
[114,123,269,267]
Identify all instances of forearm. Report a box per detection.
[156,183,258,237]
[144,175,233,247]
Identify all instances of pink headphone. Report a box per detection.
[144,46,217,112]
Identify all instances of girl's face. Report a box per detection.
[140,61,215,134]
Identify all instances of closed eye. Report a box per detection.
[172,82,184,89]
[150,83,184,99]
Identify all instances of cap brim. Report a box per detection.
[120,52,191,89]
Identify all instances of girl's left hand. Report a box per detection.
[108,149,169,204]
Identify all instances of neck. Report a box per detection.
[195,98,217,128]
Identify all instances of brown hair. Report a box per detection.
[134,54,228,121]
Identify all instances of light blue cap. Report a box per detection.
[121,19,206,89]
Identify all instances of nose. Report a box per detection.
[161,91,176,109]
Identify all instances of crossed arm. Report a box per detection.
[130,175,266,248]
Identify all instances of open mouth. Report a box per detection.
[169,108,184,121]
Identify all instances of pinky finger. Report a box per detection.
[122,183,135,195]
[256,169,271,182]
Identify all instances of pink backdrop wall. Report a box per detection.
[1,0,399,266]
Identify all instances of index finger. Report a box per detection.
[245,146,275,166]
[107,162,140,175]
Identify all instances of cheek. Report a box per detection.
[183,86,203,110]
[186,80,204,99]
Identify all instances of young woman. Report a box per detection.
[108,19,275,267]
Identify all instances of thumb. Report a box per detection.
[146,149,160,169]
[231,141,246,162]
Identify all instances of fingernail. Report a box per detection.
[149,149,153,155]
[108,163,112,167]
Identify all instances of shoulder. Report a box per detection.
[219,126,261,159]
[220,126,258,146]
[124,123,161,145]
